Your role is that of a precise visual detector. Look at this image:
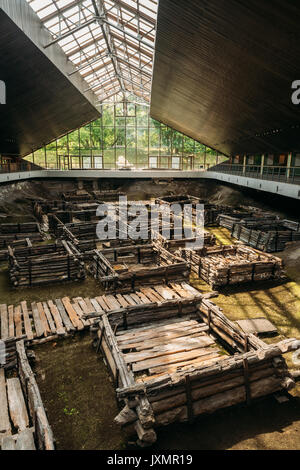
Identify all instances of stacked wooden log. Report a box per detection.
[154,230,216,252]
[0,222,43,249]
[218,214,276,231]
[8,240,86,287]
[91,243,190,292]
[232,219,300,252]
[180,245,284,289]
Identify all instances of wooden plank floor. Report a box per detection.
[0,369,35,450]
[117,317,224,381]
[0,283,201,343]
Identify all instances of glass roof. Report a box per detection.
[26,0,157,103]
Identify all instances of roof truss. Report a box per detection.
[26,0,158,103]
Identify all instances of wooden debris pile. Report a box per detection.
[8,240,86,287]
[232,219,300,252]
[94,292,297,445]
[180,245,284,289]
[0,341,54,450]
[91,243,190,292]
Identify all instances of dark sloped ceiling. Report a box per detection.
[151,0,300,156]
[0,1,99,157]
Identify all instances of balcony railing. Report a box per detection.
[207,164,300,185]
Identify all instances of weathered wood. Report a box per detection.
[15,428,36,450]
[21,302,34,341]
[0,369,11,436]
[0,304,8,340]
[7,378,29,431]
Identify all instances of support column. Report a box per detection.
[243,155,247,174]
[287,153,292,179]
[260,154,265,175]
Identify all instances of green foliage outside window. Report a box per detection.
[24,102,227,169]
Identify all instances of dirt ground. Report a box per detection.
[1,178,300,450]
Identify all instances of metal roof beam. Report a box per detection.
[44,17,98,49]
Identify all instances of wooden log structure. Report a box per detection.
[218,213,278,231]
[0,341,55,450]
[62,189,92,202]
[94,293,297,444]
[91,243,190,293]
[154,230,216,252]
[8,240,86,288]
[0,222,44,249]
[231,219,300,252]
[180,245,284,289]
[155,195,243,226]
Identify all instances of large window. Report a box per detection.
[24,102,226,169]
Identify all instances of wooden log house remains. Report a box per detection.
[91,243,190,292]
[91,283,298,446]
[231,219,300,252]
[8,240,86,287]
[0,341,54,450]
[155,194,238,226]
[179,245,284,289]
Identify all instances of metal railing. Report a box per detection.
[207,164,300,184]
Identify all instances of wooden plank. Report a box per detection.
[236,318,277,336]
[169,283,191,298]
[116,294,130,308]
[181,282,200,296]
[104,295,121,310]
[14,306,23,339]
[148,352,222,375]
[123,295,138,306]
[21,302,34,341]
[138,288,159,303]
[0,304,8,340]
[129,293,144,304]
[72,302,89,327]
[1,435,16,450]
[8,305,14,339]
[15,428,36,450]
[124,336,216,363]
[90,298,104,313]
[117,319,200,340]
[42,302,56,335]
[83,298,95,312]
[37,303,51,337]
[95,296,110,312]
[147,288,165,302]
[55,299,75,332]
[62,297,84,330]
[132,347,220,372]
[153,285,175,300]
[7,378,29,431]
[47,301,65,336]
[117,323,204,346]
[135,291,152,304]
[120,331,209,352]
[163,285,181,299]
[31,302,44,338]
[0,369,11,436]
